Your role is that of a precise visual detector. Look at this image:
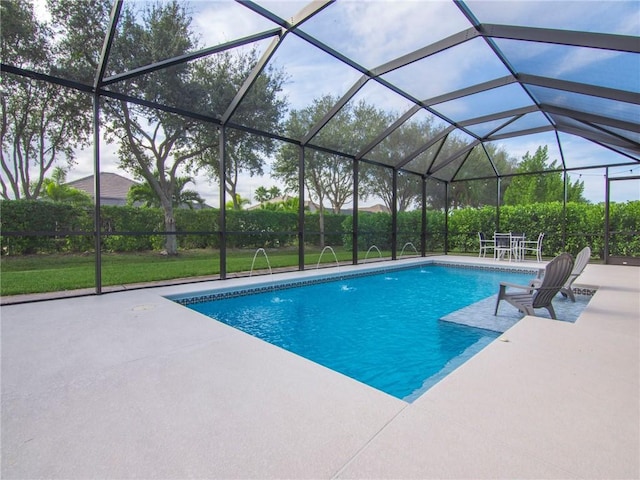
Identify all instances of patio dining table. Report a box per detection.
[510,233,526,261]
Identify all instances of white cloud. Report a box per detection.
[191,1,275,47]
[68,142,121,182]
[465,0,638,35]
[337,0,470,68]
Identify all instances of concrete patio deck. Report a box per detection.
[1,256,638,479]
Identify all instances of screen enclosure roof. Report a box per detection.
[4,0,639,184]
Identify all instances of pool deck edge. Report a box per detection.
[1,256,638,479]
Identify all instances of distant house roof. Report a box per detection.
[248,197,390,215]
[66,172,139,206]
[359,204,390,214]
[247,195,299,211]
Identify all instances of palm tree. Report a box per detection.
[127,173,205,209]
[40,167,92,206]
[225,194,250,210]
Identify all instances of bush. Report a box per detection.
[2,199,639,259]
[305,212,345,247]
[176,208,219,249]
[100,206,164,252]
[0,200,92,254]
[226,209,298,248]
[350,212,392,250]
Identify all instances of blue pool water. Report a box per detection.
[182,264,533,401]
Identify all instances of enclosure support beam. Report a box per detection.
[102,29,281,87]
[604,168,610,263]
[496,177,501,232]
[391,170,398,260]
[444,182,450,254]
[557,124,640,152]
[563,170,568,250]
[91,1,122,295]
[222,32,284,124]
[557,130,568,251]
[352,159,359,265]
[298,146,306,271]
[421,177,427,257]
[93,96,102,294]
[219,127,227,280]
[480,23,640,53]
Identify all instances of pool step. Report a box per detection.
[440,293,590,333]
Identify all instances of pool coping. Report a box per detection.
[1,255,638,478]
[165,258,543,304]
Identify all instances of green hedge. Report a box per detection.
[347,211,443,252]
[446,201,639,258]
[0,201,346,253]
[0,200,93,254]
[2,199,638,258]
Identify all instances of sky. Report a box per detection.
[37,0,639,206]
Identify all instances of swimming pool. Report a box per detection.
[172,264,533,401]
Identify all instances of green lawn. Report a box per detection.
[1,247,374,296]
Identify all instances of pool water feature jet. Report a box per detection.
[364,245,382,263]
[316,246,340,270]
[399,242,419,258]
[250,248,272,277]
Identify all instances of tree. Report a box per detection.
[193,49,287,210]
[447,143,516,209]
[94,1,206,255]
[503,145,586,205]
[275,96,360,214]
[254,185,282,203]
[49,1,286,253]
[274,96,344,246]
[40,167,92,206]
[47,0,112,83]
[225,194,250,210]
[127,173,205,209]
[0,0,91,200]
[274,95,389,245]
[360,118,434,212]
[260,196,299,212]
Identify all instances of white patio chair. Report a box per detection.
[520,233,544,262]
[510,232,525,261]
[493,232,512,261]
[478,232,494,258]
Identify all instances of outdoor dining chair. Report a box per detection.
[510,232,526,261]
[493,232,512,261]
[478,232,494,258]
[520,233,544,262]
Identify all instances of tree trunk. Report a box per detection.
[162,204,178,255]
[318,205,325,248]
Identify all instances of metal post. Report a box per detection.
[219,126,227,279]
[496,177,501,232]
[421,176,427,257]
[557,130,568,251]
[93,96,102,294]
[604,167,610,263]
[298,145,305,271]
[352,159,359,265]
[391,169,398,260]
[444,182,450,254]
[562,170,568,250]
